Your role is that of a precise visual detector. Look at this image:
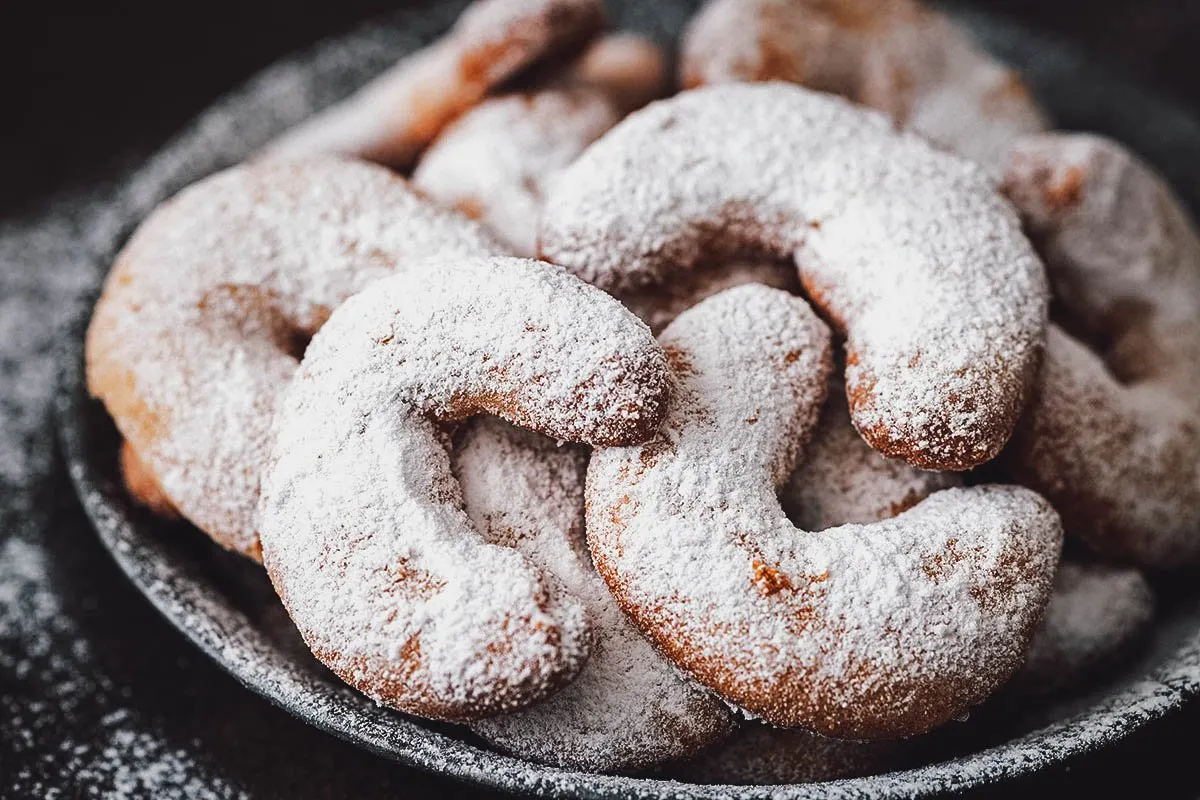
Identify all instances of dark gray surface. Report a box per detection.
[4,2,1200,798]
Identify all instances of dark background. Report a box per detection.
[3,1,1200,797]
[3,0,1200,216]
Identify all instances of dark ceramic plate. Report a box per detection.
[57,2,1200,797]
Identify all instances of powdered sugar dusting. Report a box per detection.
[455,418,734,771]
[1012,563,1155,696]
[1001,134,1200,565]
[258,256,668,720]
[772,371,1155,699]
[782,387,961,530]
[264,0,605,168]
[540,83,1049,471]
[414,89,620,256]
[1004,326,1200,566]
[587,284,1063,737]
[0,535,250,800]
[1002,133,1200,397]
[73,725,248,800]
[85,157,499,558]
[412,31,666,257]
[675,375,1143,782]
[679,0,1048,171]
[670,377,951,785]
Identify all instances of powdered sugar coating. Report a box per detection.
[782,388,962,530]
[587,284,1063,737]
[1011,562,1155,696]
[679,0,1048,171]
[663,379,1151,782]
[1002,134,1200,398]
[414,90,619,257]
[676,385,1143,782]
[413,34,666,256]
[1004,326,1200,565]
[85,158,499,558]
[1001,134,1200,565]
[263,0,604,168]
[780,377,1156,698]
[755,354,1158,705]
[781,388,1157,701]
[540,83,1049,471]
[454,418,733,771]
[676,562,1155,784]
[674,382,950,784]
[258,256,669,721]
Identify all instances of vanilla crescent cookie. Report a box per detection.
[673,375,1145,780]
[540,83,1049,471]
[453,418,733,770]
[779,386,1152,699]
[679,0,1048,170]
[674,387,948,784]
[1000,133,1200,565]
[264,0,605,168]
[257,256,670,721]
[86,158,501,559]
[672,387,1147,782]
[586,284,1063,737]
[413,33,667,256]
[781,391,1154,697]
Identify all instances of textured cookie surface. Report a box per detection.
[1001,133,1200,565]
[413,33,667,256]
[679,0,1048,169]
[587,285,1062,737]
[258,256,669,721]
[456,418,733,771]
[541,83,1049,471]
[86,158,498,558]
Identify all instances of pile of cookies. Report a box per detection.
[86,0,1190,784]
